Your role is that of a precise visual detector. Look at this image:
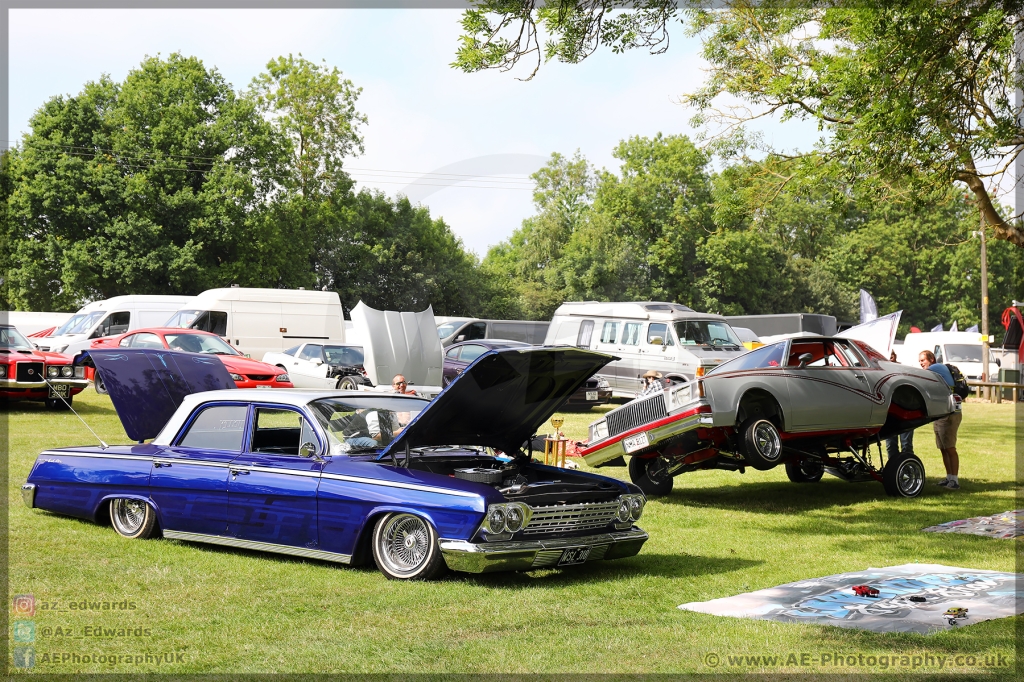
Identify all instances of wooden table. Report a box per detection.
[544,437,568,467]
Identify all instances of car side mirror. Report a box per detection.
[455,335,465,342]
[797,353,814,369]
[299,441,319,459]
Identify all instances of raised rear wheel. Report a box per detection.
[882,452,925,498]
[371,513,447,580]
[741,418,783,470]
[628,454,674,496]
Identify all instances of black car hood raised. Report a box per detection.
[381,347,614,457]
[82,348,236,442]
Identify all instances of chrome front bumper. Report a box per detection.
[1,378,89,390]
[22,484,36,508]
[438,528,649,573]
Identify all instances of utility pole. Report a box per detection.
[980,208,990,387]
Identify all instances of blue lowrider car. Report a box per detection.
[22,347,648,580]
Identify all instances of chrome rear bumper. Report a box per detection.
[438,527,648,573]
[21,484,36,508]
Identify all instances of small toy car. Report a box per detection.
[852,585,879,597]
[943,607,968,625]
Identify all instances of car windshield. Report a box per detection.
[308,396,430,454]
[55,311,105,336]
[944,344,985,363]
[165,309,201,328]
[673,320,743,350]
[0,327,34,350]
[323,345,364,366]
[437,322,462,338]
[164,333,239,355]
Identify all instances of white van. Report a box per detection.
[165,287,344,360]
[545,301,749,397]
[899,331,999,380]
[33,295,196,356]
[436,318,550,347]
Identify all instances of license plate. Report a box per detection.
[48,383,70,399]
[623,431,650,453]
[255,385,272,389]
[558,546,591,566]
[586,391,598,401]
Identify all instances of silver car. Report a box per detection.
[582,336,960,498]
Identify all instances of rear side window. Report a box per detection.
[600,321,619,344]
[283,345,300,356]
[710,343,786,373]
[576,320,594,348]
[179,405,248,451]
[621,322,641,346]
[299,344,323,361]
[445,346,461,359]
[130,333,165,349]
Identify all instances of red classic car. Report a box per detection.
[1,325,88,408]
[88,328,293,390]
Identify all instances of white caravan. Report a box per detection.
[165,287,344,360]
[0,312,74,337]
[899,331,999,380]
[545,301,749,397]
[33,295,196,356]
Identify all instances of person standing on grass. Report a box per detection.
[919,350,963,490]
[886,350,914,459]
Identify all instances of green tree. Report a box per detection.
[5,54,287,310]
[248,54,367,286]
[454,1,1024,247]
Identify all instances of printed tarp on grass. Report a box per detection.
[922,510,1023,539]
[678,564,1022,634]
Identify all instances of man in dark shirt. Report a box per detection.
[919,350,962,489]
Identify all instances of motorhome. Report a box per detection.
[545,302,749,397]
[436,318,550,347]
[165,288,344,360]
[33,295,196,357]
[726,313,838,338]
[899,331,999,380]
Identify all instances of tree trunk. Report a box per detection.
[957,157,1024,247]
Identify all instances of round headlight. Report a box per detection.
[61,366,73,377]
[0,366,6,378]
[504,504,525,533]
[617,498,631,523]
[47,366,60,378]
[229,373,244,382]
[629,496,644,520]
[484,506,506,534]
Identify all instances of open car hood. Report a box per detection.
[82,348,236,442]
[381,347,614,457]
[350,301,443,387]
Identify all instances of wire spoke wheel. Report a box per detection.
[372,513,445,580]
[110,498,156,539]
[752,422,781,461]
[896,458,924,497]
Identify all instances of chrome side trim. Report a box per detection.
[162,530,351,564]
[39,450,154,463]
[21,484,36,508]
[320,472,481,498]
[244,465,321,478]
[438,528,649,573]
[154,458,232,469]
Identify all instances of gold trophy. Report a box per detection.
[550,416,564,438]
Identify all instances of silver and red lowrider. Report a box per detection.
[582,336,960,498]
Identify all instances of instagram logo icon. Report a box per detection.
[12,594,35,616]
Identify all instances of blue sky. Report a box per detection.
[10,8,825,256]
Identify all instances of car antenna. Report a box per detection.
[43,377,108,449]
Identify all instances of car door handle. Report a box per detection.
[854,374,867,381]
[229,468,249,475]
[153,461,172,468]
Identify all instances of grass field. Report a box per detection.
[5,390,1020,675]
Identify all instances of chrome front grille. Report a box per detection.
[523,500,620,536]
[247,375,272,381]
[606,392,667,437]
